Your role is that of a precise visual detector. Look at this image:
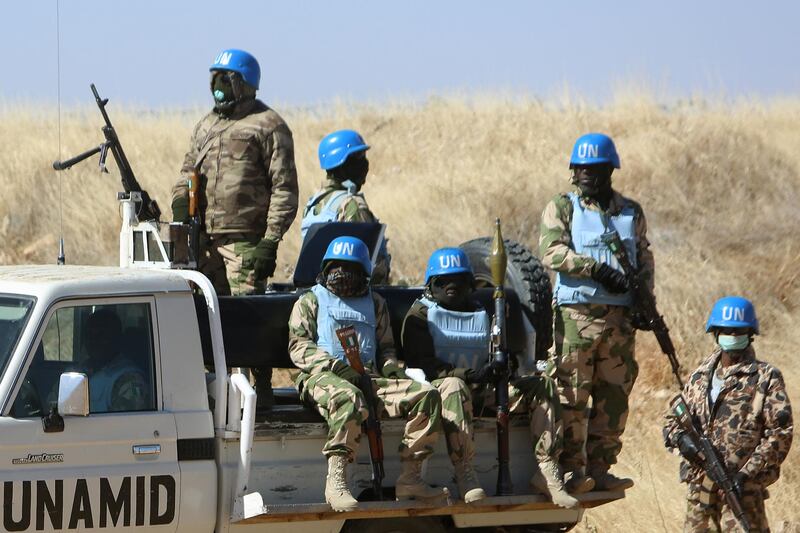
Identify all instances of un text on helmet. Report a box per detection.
[577,143,600,159]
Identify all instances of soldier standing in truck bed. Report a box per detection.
[300,129,391,284]
[171,48,299,408]
[539,133,654,492]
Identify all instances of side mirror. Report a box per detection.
[58,372,90,416]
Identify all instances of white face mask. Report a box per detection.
[718,334,750,352]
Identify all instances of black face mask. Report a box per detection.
[331,153,369,188]
[572,164,613,200]
[429,274,473,311]
[321,264,369,297]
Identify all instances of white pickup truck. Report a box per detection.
[0,195,623,533]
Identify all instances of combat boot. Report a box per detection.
[396,459,447,501]
[454,460,486,503]
[325,455,358,512]
[530,459,578,509]
[563,470,595,494]
[591,471,634,491]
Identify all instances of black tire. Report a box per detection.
[459,237,553,361]
[341,517,448,533]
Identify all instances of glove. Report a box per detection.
[252,238,279,280]
[732,471,747,498]
[171,196,189,223]
[466,362,496,384]
[591,263,629,294]
[677,432,701,464]
[331,361,361,386]
[381,362,408,380]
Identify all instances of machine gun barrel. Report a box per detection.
[336,326,385,500]
[52,144,105,171]
[490,218,513,496]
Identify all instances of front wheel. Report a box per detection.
[459,237,553,361]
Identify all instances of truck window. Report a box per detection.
[11,302,157,417]
[0,295,35,378]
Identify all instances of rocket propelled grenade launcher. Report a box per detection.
[335,326,385,500]
[490,218,513,496]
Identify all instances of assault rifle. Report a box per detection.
[53,84,161,222]
[335,326,385,500]
[490,219,513,496]
[602,231,750,532]
[670,397,751,532]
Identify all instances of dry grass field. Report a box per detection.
[1,93,798,531]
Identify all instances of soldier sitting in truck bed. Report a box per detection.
[288,236,445,512]
[401,247,587,508]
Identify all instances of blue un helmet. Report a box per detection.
[425,248,473,284]
[569,133,621,169]
[705,296,759,334]
[318,130,370,170]
[210,49,261,90]
[322,236,373,276]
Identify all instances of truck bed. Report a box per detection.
[216,407,625,529]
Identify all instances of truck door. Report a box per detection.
[0,298,180,532]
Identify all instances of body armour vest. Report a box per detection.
[554,192,637,307]
[420,297,491,370]
[300,189,356,240]
[312,284,377,366]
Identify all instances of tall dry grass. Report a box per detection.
[1,93,799,531]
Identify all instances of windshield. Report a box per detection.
[0,295,36,376]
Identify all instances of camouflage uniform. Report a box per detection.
[172,98,299,296]
[288,289,442,461]
[539,189,654,475]
[663,346,793,532]
[302,178,391,284]
[402,300,563,466]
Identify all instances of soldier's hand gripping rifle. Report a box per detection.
[336,326,385,500]
[670,397,752,532]
[490,218,513,496]
[601,232,751,532]
[53,84,161,222]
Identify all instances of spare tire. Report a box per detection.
[459,237,553,361]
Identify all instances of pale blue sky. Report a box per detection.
[1,1,798,108]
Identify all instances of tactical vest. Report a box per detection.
[554,192,637,307]
[419,297,491,370]
[300,189,355,240]
[89,358,141,413]
[312,284,377,366]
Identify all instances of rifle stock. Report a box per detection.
[490,218,513,496]
[188,170,202,266]
[335,326,384,500]
[603,232,750,532]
